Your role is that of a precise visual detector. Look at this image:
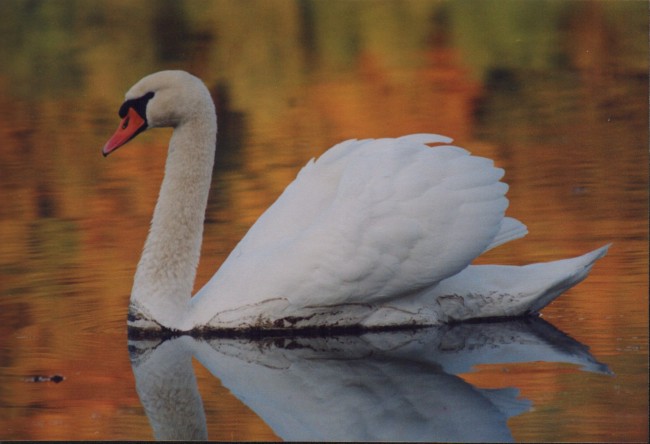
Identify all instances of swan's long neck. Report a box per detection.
[130,105,217,329]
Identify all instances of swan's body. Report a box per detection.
[102,70,608,334]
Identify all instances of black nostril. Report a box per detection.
[122,116,130,129]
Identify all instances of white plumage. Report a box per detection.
[101,70,608,334]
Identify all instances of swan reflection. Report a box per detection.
[129,318,610,442]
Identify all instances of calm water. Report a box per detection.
[0,0,647,441]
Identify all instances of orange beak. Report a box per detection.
[102,107,147,157]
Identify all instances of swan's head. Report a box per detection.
[102,70,213,156]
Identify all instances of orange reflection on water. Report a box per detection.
[0,0,646,441]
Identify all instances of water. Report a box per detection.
[0,0,647,441]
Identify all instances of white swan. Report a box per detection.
[102,70,608,334]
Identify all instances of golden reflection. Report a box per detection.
[0,0,646,441]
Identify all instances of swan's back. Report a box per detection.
[192,134,519,323]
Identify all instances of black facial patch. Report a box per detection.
[118,91,155,120]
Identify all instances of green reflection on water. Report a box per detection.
[0,1,646,441]
[2,1,643,100]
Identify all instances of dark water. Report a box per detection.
[0,0,647,441]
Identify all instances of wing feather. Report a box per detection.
[196,135,513,312]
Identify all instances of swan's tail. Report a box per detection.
[432,244,611,323]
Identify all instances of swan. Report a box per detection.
[102,70,609,334]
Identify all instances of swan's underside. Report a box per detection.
[127,245,609,338]
[126,308,531,340]
[127,309,432,339]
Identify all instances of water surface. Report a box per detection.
[0,0,647,441]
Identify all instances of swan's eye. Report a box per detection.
[122,116,130,130]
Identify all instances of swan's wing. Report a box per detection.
[484,216,528,253]
[222,134,454,257]
[194,134,512,314]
